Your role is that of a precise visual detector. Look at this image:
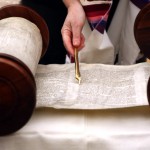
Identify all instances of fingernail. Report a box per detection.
[73,40,80,46]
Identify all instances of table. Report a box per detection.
[1,107,150,150]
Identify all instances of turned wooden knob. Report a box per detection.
[0,4,49,135]
[134,3,150,59]
[0,55,36,135]
[134,3,150,105]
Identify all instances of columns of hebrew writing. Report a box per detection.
[0,17,42,74]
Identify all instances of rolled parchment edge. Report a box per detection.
[0,4,49,57]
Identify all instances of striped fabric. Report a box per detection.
[83,0,112,34]
[130,0,150,9]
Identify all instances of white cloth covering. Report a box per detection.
[1,107,150,150]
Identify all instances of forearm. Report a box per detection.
[62,0,81,8]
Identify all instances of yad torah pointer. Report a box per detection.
[74,48,81,84]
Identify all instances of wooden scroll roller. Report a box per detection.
[0,4,49,135]
[134,3,150,105]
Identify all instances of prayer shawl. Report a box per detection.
[83,0,112,34]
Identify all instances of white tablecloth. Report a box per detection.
[1,107,150,150]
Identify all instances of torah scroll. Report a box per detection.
[0,5,49,136]
[36,62,150,109]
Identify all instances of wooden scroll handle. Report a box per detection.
[134,3,150,105]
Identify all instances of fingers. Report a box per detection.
[62,27,85,56]
[61,26,75,56]
[78,33,85,51]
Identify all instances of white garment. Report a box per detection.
[108,0,142,64]
[80,0,142,65]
